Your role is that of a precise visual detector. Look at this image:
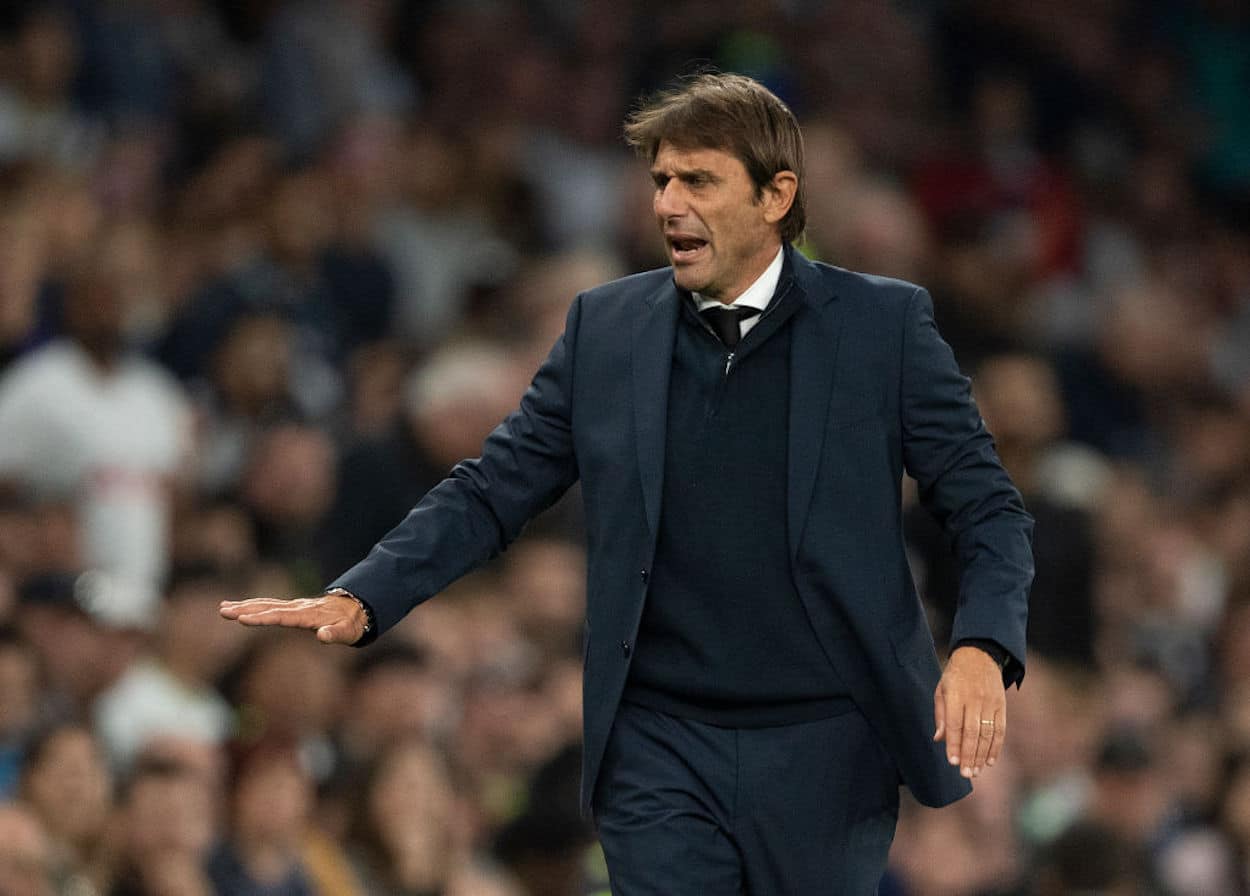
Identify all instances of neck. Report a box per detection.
[394,852,447,892]
[238,840,299,885]
[708,243,783,304]
[76,339,122,374]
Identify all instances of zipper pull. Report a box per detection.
[724,352,734,376]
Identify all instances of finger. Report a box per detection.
[971,709,993,776]
[233,605,328,630]
[219,598,297,617]
[221,597,296,608]
[316,617,362,645]
[959,702,981,779]
[945,694,965,769]
[986,706,1007,768]
[933,684,946,743]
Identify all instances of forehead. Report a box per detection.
[652,141,748,177]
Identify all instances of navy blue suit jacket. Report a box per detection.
[332,246,1034,811]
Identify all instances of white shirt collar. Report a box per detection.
[693,246,785,314]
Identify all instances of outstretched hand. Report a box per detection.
[218,593,367,645]
[933,645,1006,780]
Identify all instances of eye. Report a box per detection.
[652,174,670,190]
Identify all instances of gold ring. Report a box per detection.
[979,719,995,726]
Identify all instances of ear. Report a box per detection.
[761,171,798,226]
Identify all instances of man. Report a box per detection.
[0,801,55,896]
[0,251,192,619]
[222,73,1033,893]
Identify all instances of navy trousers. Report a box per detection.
[593,702,900,895]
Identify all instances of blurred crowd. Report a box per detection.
[0,0,1246,894]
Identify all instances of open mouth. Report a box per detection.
[668,236,708,263]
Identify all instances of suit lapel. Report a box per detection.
[632,279,680,539]
[787,250,846,560]
[629,251,842,552]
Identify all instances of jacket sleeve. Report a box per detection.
[330,295,583,636]
[899,287,1033,684]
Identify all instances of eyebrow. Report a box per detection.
[650,167,721,183]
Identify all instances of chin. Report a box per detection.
[671,266,709,294]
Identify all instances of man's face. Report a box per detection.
[651,141,783,302]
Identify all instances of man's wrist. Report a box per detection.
[324,587,375,642]
[953,637,1024,688]
[954,638,1008,670]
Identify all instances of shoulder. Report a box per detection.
[553,266,676,342]
[118,356,190,405]
[798,254,924,312]
[791,256,933,353]
[0,342,83,399]
[578,266,673,307]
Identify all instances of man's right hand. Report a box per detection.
[218,592,368,645]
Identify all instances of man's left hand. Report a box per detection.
[933,646,1006,780]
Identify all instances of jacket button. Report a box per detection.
[640,569,649,583]
[621,641,632,658]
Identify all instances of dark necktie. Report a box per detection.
[700,306,760,349]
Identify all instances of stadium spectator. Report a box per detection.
[345,738,463,895]
[18,723,114,896]
[0,627,41,797]
[94,566,250,771]
[336,642,451,771]
[0,6,101,169]
[0,252,192,617]
[108,754,219,896]
[158,165,394,418]
[0,800,55,896]
[192,312,302,496]
[15,572,148,719]
[207,738,321,896]
[238,424,338,592]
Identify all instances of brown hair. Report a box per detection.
[623,72,806,243]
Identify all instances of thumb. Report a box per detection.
[316,621,358,645]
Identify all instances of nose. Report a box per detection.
[654,180,686,219]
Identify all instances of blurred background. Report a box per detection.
[0,0,1246,893]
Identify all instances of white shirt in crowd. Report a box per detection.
[0,341,192,621]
